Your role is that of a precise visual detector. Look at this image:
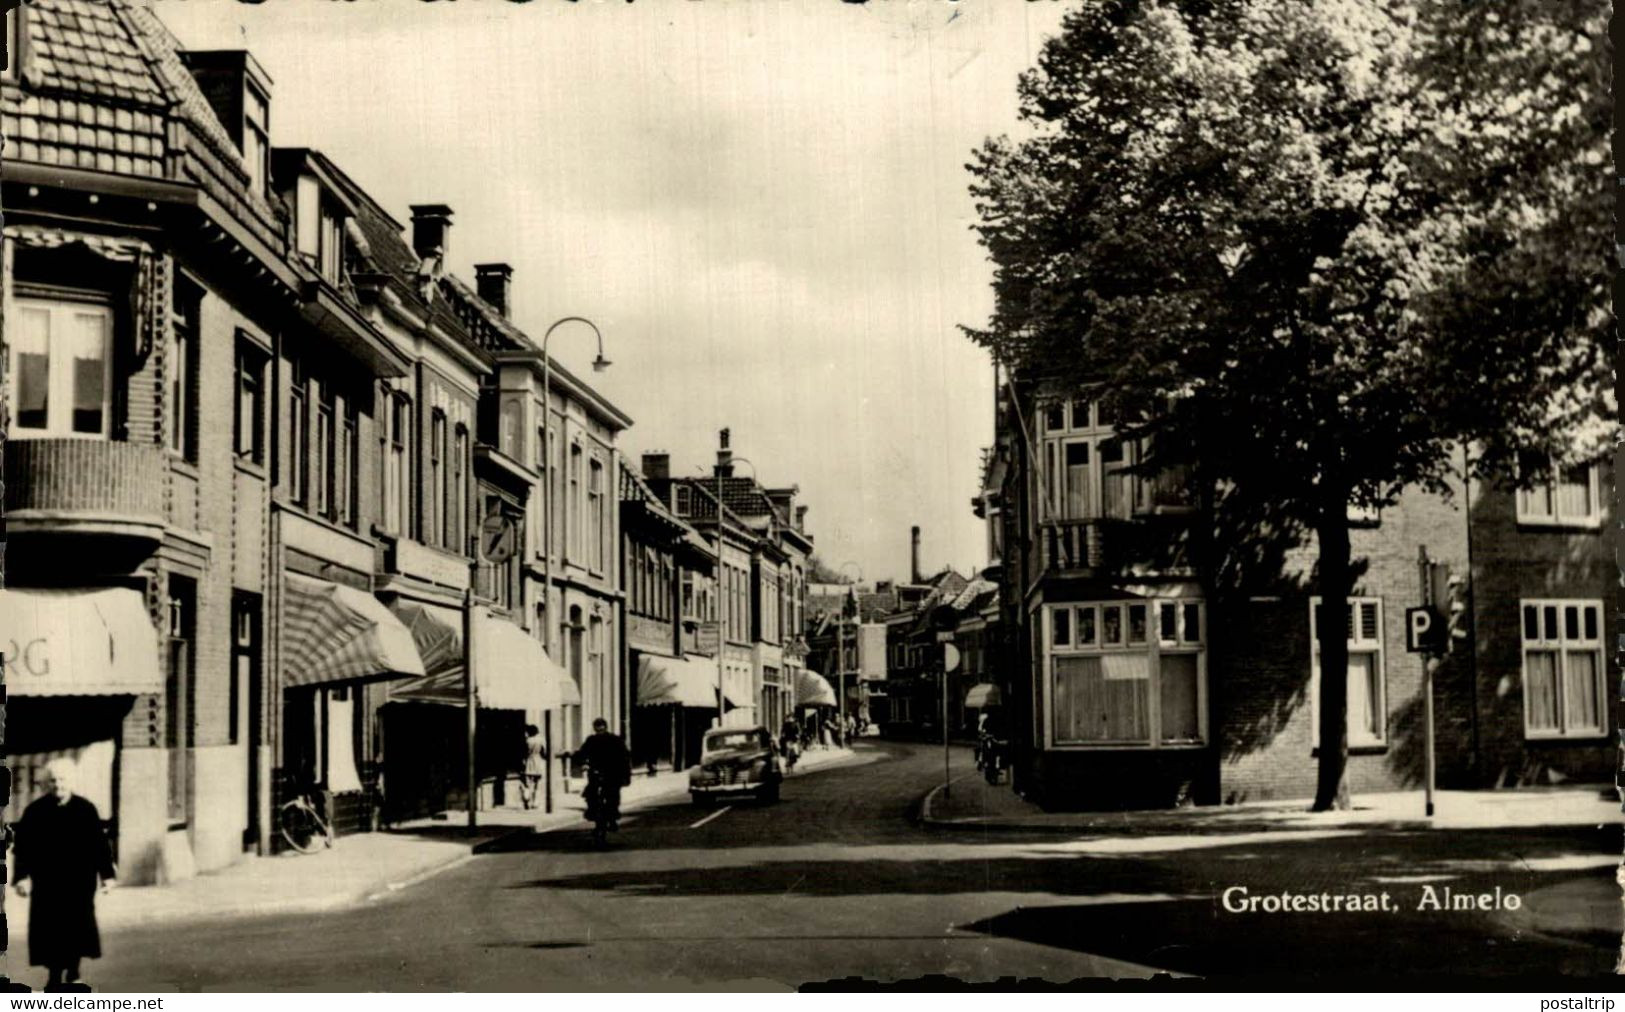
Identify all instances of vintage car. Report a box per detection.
[688,725,783,805]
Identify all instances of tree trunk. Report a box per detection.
[1311,499,1353,812]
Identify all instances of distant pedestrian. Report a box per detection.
[519,724,547,810]
[12,758,116,991]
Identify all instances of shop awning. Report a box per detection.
[282,574,425,689]
[793,669,837,707]
[964,682,1003,709]
[386,605,579,711]
[635,653,720,709]
[0,587,161,696]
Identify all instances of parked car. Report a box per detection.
[689,725,782,805]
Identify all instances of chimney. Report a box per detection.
[474,263,512,318]
[795,505,808,531]
[715,428,734,478]
[641,452,670,481]
[910,525,922,584]
[409,204,453,260]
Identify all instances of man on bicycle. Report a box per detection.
[576,718,630,832]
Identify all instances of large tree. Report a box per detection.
[965,0,1609,809]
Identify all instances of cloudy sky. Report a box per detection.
[144,0,1070,582]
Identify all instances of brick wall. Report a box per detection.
[1466,465,1615,786]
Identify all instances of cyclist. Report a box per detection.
[576,718,630,838]
[779,714,801,772]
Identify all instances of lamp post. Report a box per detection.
[538,316,609,811]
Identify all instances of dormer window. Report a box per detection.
[293,174,348,285]
[243,86,269,196]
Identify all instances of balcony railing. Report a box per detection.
[4,437,166,542]
[1040,517,1109,572]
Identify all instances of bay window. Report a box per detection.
[9,297,112,438]
[1046,599,1205,746]
[1309,597,1386,748]
[1038,399,1138,522]
[1521,599,1605,739]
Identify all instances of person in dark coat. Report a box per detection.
[13,758,116,990]
[576,718,630,829]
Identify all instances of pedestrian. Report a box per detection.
[12,758,116,991]
[519,723,547,810]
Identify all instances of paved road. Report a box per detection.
[43,740,1624,990]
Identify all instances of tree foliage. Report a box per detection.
[966,0,1609,808]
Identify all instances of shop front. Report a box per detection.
[632,651,721,770]
[383,604,577,819]
[278,574,425,841]
[2,586,164,880]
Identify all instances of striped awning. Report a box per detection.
[0,588,161,696]
[387,604,579,712]
[282,575,424,689]
[636,653,719,709]
[793,669,837,707]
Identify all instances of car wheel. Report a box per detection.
[691,791,710,807]
[758,781,780,804]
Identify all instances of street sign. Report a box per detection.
[935,630,955,643]
[943,644,961,672]
[479,513,516,565]
[1406,606,1444,654]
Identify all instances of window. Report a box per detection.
[1309,597,1386,748]
[1038,399,1137,522]
[339,402,359,528]
[589,459,605,571]
[230,594,260,747]
[314,382,335,517]
[317,205,345,286]
[452,425,469,553]
[169,279,200,459]
[383,393,412,535]
[568,444,583,562]
[234,338,266,464]
[288,361,309,504]
[1521,600,1605,739]
[431,411,447,547]
[1046,599,1205,747]
[500,400,522,459]
[9,297,112,437]
[1516,457,1601,527]
[243,86,270,196]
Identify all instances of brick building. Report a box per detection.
[985,369,1617,809]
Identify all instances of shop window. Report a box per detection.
[1309,597,1386,748]
[1046,600,1205,747]
[1521,600,1605,739]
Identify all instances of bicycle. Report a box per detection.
[582,769,618,847]
[278,791,334,854]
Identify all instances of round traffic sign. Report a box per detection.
[479,512,517,565]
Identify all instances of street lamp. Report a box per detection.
[539,316,609,660]
[538,316,608,804]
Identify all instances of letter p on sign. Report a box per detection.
[1406,606,1442,654]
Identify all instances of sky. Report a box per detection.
[142,0,1072,583]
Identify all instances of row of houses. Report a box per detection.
[972,373,1615,808]
[1,0,829,883]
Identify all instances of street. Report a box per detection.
[72,741,1621,990]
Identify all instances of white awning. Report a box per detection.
[283,575,425,689]
[635,653,720,709]
[473,610,579,712]
[964,682,1003,709]
[793,669,837,707]
[0,587,161,696]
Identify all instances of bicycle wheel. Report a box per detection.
[279,800,325,854]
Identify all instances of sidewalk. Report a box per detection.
[922,772,1623,837]
[6,746,860,937]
